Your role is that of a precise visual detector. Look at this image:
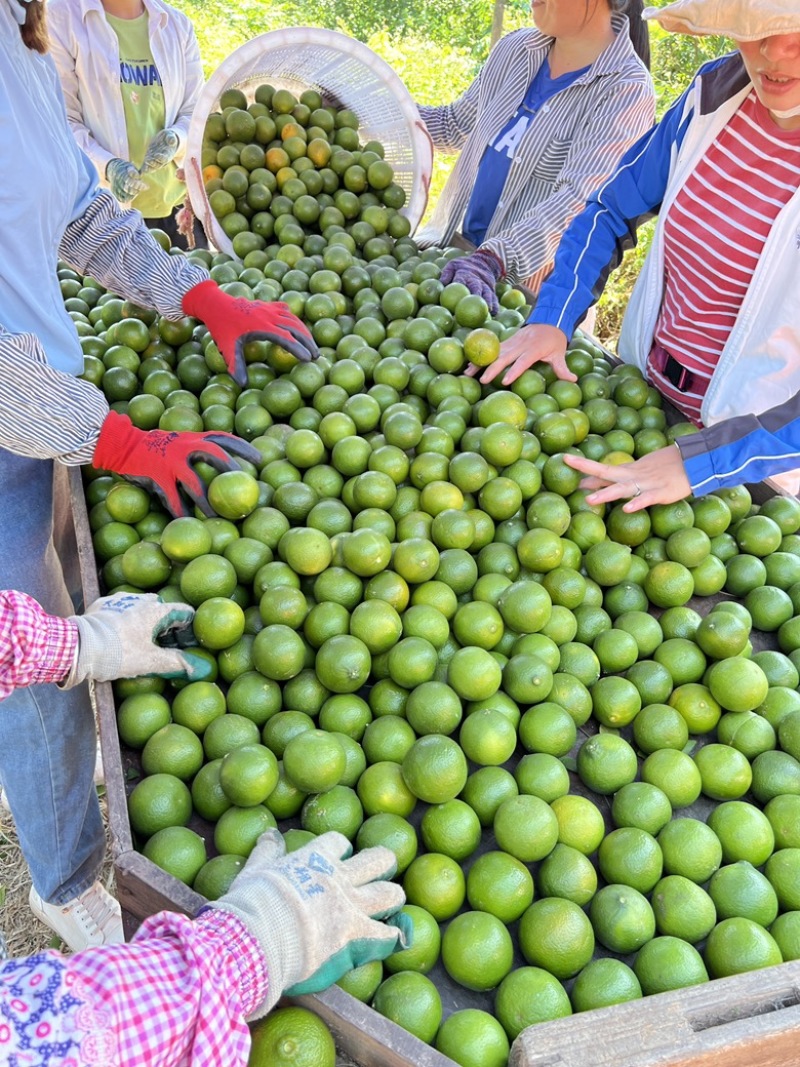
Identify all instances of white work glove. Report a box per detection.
[141,128,180,173]
[211,830,410,1019]
[106,158,147,202]
[62,592,210,688]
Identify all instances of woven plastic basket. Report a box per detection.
[185,26,433,257]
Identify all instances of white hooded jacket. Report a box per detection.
[47,0,204,184]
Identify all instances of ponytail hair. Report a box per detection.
[21,1,48,53]
[612,0,651,69]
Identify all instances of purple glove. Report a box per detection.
[440,249,504,315]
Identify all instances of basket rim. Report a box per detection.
[186,26,433,257]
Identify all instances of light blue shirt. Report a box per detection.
[2,3,101,374]
[462,59,590,248]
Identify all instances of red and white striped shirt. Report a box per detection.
[648,91,800,424]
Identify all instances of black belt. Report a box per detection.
[662,354,695,393]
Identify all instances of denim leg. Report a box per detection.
[0,453,104,903]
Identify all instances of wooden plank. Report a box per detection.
[68,465,101,606]
[68,467,134,859]
[115,848,205,930]
[510,962,800,1067]
[293,986,458,1067]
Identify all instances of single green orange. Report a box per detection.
[442,910,515,990]
[494,967,572,1040]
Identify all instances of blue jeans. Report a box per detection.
[0,452,104,904]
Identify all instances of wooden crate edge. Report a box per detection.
[510,960,800,1067]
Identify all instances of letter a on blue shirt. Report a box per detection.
[462,59,588,248]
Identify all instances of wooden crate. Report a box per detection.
[510,962,800,1067]
[70,466,457,1067]
[70,456,799,1067]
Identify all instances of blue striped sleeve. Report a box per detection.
[418,73,482,154]
[482,74,655,286]
[527,76,696,338]
[60,189,208,321]
[678,398,800,495]
[0,328,108,464]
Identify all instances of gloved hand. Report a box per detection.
[106,158,148,203]
[182,280,319,387]
[93,410,261,517]
[63,592,210,688]
[141,128,180,173]
[211,830,409,1019]
[440,248,504,315]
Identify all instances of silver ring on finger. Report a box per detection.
[631,482,642,498]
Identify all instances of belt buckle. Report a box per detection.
[664,355,691,392]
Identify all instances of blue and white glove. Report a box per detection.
[141,128,180,173]
[63,592,210,687]
[211,830,410,1018]
[106,158,147,203]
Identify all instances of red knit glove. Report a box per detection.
[93,411,261,517]
[181,280,319,386]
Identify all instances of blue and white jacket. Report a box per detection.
[529,53,800,495]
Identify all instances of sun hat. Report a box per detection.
[642,0,800,41]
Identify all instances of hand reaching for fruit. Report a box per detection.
[564,445,692,512]
[211,829,409,1018]
[63,592,209,688]
[439,250,504,316]
[468,323,575,385]
[92,410,262,518]
[181,280,320,386]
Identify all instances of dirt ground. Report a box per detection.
[0,795,117,959]
[0,805,56,958]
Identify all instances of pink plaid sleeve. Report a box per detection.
[0,590,78,700]
[0,910,269,1066]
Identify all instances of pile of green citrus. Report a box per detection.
[201,84,412,260]
[60,159,800,1067]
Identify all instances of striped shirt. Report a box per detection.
[0,191,206,466]
[649,92,800,423]
[417,17,655,291]
[0,590,78,699]
[0,19,206,466]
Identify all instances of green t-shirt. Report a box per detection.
[107,11,185,218]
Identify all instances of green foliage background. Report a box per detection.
[174,0,729,344]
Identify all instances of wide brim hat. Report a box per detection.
[642,0,800,41]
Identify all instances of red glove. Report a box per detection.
[181,280,319,386]
[93,411,261,517]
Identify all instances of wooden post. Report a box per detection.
[490,0,505,48]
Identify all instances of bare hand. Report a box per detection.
[563,445,692,512]
[469,324,574,385]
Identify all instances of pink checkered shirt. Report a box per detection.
[0,909,269,1065]
[0,590,79,700]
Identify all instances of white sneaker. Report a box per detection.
[29,881,124,952]
[93,746,105,788]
